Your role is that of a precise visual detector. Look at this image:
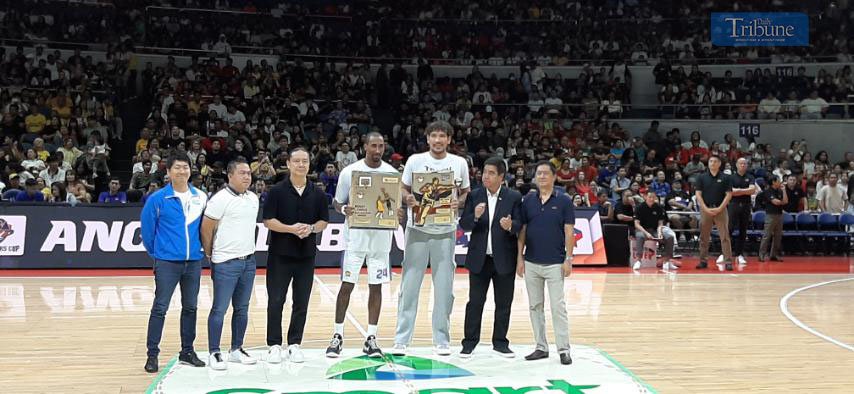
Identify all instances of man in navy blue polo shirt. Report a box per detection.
[517,161,575,365]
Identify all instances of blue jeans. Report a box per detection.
[208,257,257,353]
[146,259,201,357]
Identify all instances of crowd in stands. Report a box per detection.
[2,0,852,64]
[2,44,854,235]
[655,62,854,119]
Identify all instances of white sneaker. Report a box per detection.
[208,352,227,371]
[662,261,679,270]
[267,345,283,364]
[228,348,257,365]
[288,344,304,363]
[390,344,407,356]
[433,345,452,356]
[737,255,747,265]
[716,255,725,264]
[632,261,642,270]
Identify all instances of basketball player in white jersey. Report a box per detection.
[326,132,399,357]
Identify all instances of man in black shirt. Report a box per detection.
[695,155,734,270]
[262,147,329,364]
[634,190,678,270]
[758,176,787,262]
[613,190,635,236]
[783,174,806,213]
[727,158,756,266]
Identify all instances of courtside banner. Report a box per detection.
[0,204,606,269]
[711,12,809,46]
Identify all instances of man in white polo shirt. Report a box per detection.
[201,158,260,370]
[326,132,398,358]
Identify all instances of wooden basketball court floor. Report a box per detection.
[1,257,853,393]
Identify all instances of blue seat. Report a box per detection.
[818,213,847,237]
[796,212,821,236]
[840,213,854,228]
[748,211,766,236]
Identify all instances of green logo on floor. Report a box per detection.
[326,354,473,380]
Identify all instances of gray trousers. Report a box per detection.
[395,229,456,346]
[524,261,570,353]
[759,213,783,258]
[634,229,675,260]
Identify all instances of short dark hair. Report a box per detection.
[289,146,309,157]
[768,175,782,183]
[166,152,192,169]
[708,154,722,162]
[227,157,248,174]
[425,120,453,137]
[109,176,121,183]
[484,157,506,175]
[535,160,556,175]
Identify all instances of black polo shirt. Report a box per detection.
[263,178,329,258]
[520,191,575,265]
[761,188,785,215]
[635,202,667,232]
[784,185,804,212]
[729,171,754,205]
[695,170,732,208]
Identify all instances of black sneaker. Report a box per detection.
[459,346,474,358]
[144,355,158,373]
[559,352,573,365]
[696,261,708,269]
[493,346,515,358]
[326,334,343,358]
[363,335,383,358]
[178,351,206,367]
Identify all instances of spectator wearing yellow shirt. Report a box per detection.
[49,93,73,122]
[136,128,151,153]
[25,106,47,135]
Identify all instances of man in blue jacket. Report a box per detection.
[141,153,208,373]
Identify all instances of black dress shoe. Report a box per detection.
[559,352,573,365]
[179,351,206,367]
[696,261,708,269]
[144,356,158,373]
[492,346,515,358]
[725,263,733,271]
[459,347,474,358]
[758,254,766,262]
[524,349,549,361]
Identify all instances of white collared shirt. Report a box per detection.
[486,186,501,255]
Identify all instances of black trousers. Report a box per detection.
[462,256,515,350]
[266,254,314,346]
[729,201,752,256]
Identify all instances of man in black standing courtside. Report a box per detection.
[459,157,523,358]
[262,147,329,363]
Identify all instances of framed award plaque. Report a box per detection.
[348,171,402,229]
[411,171,457,227]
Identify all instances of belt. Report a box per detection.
[233,254,253,261]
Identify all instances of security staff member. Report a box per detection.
[459,157,523,358]
[262,147,329,364]
[727,158,756,267]
[695,154,734,271]
[758,175,788,262]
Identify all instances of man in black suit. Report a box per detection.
[459,157,523,358]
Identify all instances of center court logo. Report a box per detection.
[326,354,473,380]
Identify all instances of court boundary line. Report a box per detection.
[313,275,368,337]
[144,356,177,394]
[779,277,854,352]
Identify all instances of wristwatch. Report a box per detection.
[310,224,316,233]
